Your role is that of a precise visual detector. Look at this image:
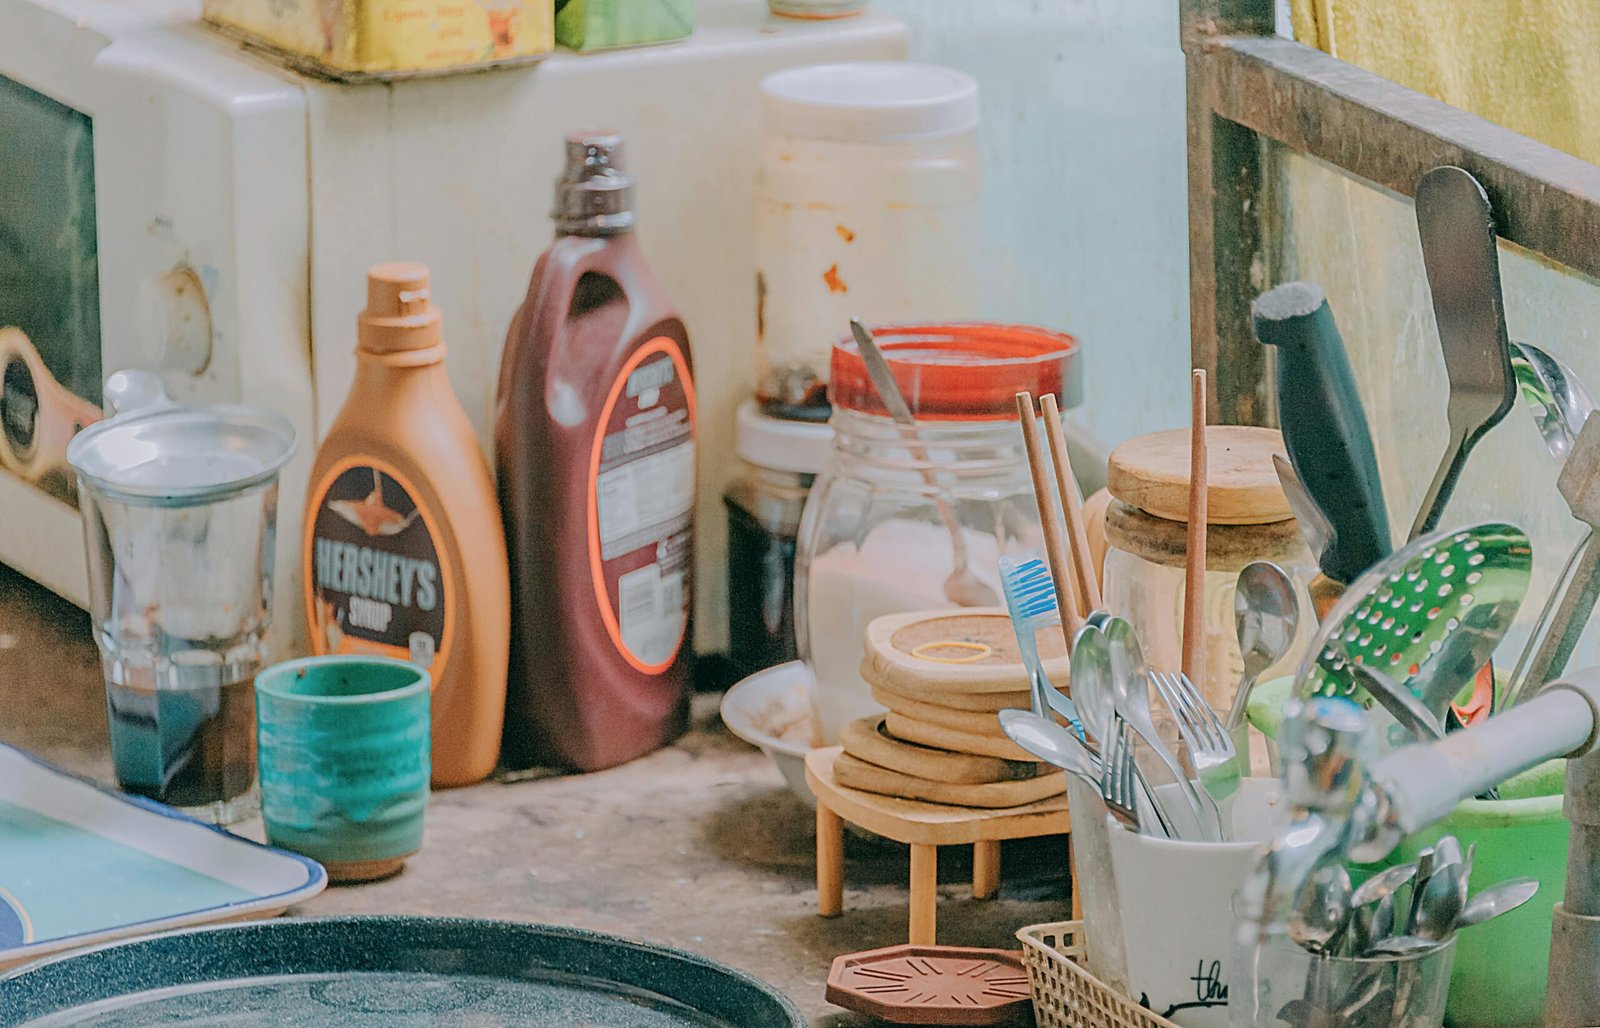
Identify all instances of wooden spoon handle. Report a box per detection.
[1183,370,1208,686]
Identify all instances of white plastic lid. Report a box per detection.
[736,400,832,475]
[761,62,980,144]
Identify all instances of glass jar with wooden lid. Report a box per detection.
[1102,426,1316,719]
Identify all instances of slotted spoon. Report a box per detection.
[1295,523,1531,719]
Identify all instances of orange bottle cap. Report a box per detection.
[359,262,443,353]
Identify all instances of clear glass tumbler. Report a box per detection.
[68,371,296,824]
[1232,929,1456,1027]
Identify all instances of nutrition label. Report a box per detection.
[590,342,695,673]
[596,439,694,560]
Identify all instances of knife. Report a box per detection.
[1254,281,1392,585]
[1273,455,1344,619]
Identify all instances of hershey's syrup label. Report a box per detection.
[306,457,452,672]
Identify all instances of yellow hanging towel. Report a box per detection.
[1291,0,1600,164]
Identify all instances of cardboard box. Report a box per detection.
[203,0,554,81]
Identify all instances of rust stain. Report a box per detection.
[835,224,855,243]
[822,264,848,294]
[755,271,767,341]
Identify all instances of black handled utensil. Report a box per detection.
[1254,281,1392,584]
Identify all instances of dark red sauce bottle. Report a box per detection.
[496,133,696,771]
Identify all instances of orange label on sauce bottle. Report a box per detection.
[585,337,696,675]
[304,454,456,676]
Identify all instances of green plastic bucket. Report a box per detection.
[1247,677,1566,1027]
[1395,760,1565,1027]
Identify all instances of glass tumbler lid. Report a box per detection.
[67,370,297,504]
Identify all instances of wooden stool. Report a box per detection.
[806,746,1071,945]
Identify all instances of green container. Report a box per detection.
[555,0,693,51]
[257,655,430,884]
[1248,677,1566,1026]
[1396,760,1566,1028]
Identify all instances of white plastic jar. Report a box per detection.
[755,62,982,420]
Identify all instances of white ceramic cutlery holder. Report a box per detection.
[1098,779,1285,1027]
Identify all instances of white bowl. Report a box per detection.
[720,661,818,808]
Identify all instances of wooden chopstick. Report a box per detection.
[1183,369,1208,686]
[1015,391,1084,646]
[1039,393,1102,616]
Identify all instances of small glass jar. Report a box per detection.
[723,401,831,680]
[1100,426,1318,725]
[795,323,1079,743]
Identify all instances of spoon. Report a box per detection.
[1290,863,1353,955]
[1371,892,1396,941]
[1435,836,1464,875]
[1346,900,1378,957]
[996,708,1099,787]
[1226,561,1300,731]
[998,706,1173,839]
[1405,848,1435,935]
[1350,861,1419,909]
[1511,342,1594,460]
[1069,622,1115,743]
[849,319,996,607]
[1337,970,1388,1018]
[1348,987,1396,1028]
[1414,859,1467,942]
[1102,616,1219,840]
[1367,934,1442,956]
[1457,877,1539,928]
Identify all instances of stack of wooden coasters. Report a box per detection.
[835,608,1072,808]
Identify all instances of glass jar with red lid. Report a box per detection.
[795,323,1081,743]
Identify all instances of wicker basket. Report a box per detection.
[1016,921,1178,1028]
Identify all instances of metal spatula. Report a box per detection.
[1296,523,1531,720]
[1410,166,1517,542]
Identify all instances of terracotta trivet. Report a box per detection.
[826,943,1034,1025]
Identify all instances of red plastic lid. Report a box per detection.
[829,323,1080,421]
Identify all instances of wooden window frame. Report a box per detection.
[1184,0,1600,424]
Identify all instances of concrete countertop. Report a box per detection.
[0,564,1071,1024]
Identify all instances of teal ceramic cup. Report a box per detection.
[256,656,430,883]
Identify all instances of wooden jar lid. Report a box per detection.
[1103,499,1308,572]
[860,608,1069,696]
[1107,425,1290,525]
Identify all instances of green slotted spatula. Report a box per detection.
[1295,523,1531,720]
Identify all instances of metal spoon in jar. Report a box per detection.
[1457,877,1539,928]
[1226,561,1300,732]
[1290,863,1354,956]
[850,319,997,607]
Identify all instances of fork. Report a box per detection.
[1100,715,1143,833]
[1150,669,1240,820]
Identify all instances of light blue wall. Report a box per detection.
[872,0,1193,452]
